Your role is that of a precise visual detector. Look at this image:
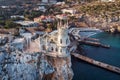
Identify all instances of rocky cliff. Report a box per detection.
[0,48,73,80]
[44,56,73,80]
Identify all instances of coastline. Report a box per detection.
[79,28,102,38]
[72,31,120,80]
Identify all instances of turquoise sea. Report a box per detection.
[72,32,120,80]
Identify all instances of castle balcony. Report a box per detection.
[56,43,70,47]
[45,52,70,58]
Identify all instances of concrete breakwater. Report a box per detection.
[80,40,110,48]
[71,53,120,74]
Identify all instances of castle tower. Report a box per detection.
[57,21,70,57]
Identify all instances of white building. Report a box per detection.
[100,0,115,2]
[34,15,55,23]
[11,15,24,19]
[39,22,71,57]
[37,6,46,12]
[61,9,76,15]
[11,38,25,51]
[41,0,57,4]
[41,0,47,3]
[56,14,68,20]
[56,2,65,5]
[15,21,39,28]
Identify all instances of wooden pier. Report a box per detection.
[71,53,120,74]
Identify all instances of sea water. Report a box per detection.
[72,32,120,80]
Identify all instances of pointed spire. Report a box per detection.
[60,20,62,27]
[63,23,66,28]
[57,20,59,28]
[66,19,69,28]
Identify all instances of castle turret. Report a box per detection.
[57,21,70,57]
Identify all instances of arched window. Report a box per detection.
[51,39,53,42]
[51,47,53,51]
[60,49,62,53]
[43,45,46,50]
[60,39,62,44]
[66,49,68,54]
[66,39,68,44]
[56,48,58,52]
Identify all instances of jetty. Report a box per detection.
[79,41,110,48]
[71,53,120,74]
[83,38,99,42]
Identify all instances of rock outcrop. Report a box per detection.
[0,49,55,80]
[0,48,73,80]
[43,56,73,80]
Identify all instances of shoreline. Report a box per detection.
[79,28,102,38]
[72,31,120,80]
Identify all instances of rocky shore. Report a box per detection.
[0,33,73,80]
[76,13,120,34]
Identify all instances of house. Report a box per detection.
[11,38,25,51]
[55,2,65,5]
[100,0,115,2]
[61,9,76,15]
[10,15,24,19]
[14,21,39,28]
[34,15,55,23]
[41,0,57,4]
[56,14,68,20]
[36,6,46,12]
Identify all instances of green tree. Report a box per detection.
[5,20,17,29]
[0,20,5,26]
[24,11,43,20]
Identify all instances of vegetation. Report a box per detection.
[76,1,120,17]
[4,20,19,29]
[0,21,5,26]
[24,11,43,20]
[11,17,25,21]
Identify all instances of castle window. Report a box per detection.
[56,48,58,52]
[60,39,62,44]
[66,49,68,53]
[51,47,53,51]
[43,45,46,50]
[66,39,68,44]
[51,39,53,42]
[60,49,62,53]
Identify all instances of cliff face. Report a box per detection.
[44,56,73,80]
[0,49,73,80]
[0,50,55,80]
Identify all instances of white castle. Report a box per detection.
[39,21,71,57]
[4,20,100,58]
